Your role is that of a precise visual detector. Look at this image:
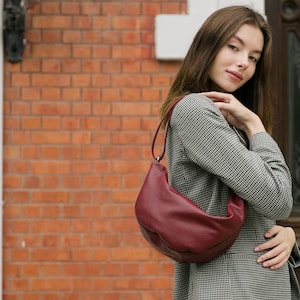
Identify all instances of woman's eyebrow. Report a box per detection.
[232,35,262,54]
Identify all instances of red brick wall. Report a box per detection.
[3,1,186,299]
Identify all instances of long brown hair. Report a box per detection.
[160,6,273,133]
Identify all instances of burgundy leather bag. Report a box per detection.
[135,96,246,263]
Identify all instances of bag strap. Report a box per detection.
[151,95,186,161]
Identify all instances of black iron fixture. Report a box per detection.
[3,0,25,63]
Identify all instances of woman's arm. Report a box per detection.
[172,94,293,219]
[254,225,298,270]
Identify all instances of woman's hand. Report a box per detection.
[201,91,266,139]
[254,225,296,270]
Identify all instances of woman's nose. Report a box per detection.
[237,53,249,69]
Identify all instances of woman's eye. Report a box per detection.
[249,56,258,63]
[228,44,238,51]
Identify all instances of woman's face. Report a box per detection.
[208,24,264,92]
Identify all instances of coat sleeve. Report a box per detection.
[171,94,293,220]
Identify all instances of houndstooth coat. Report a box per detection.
[166,94,300,300]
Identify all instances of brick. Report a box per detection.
[3,175,21,188]
[4,145,20,159]
[25,29,42,43]
[82,61,101,73]
[62,88,81,101]
[62,234,81,247]
[32,191,70,203]
[72,74,91,87]
[123,3,141,15]
[82,88,101,101]
[72,219,90,232]
[81,145,100,159]
[92,45,111,58]
[122,31,140,44]
[11,102,30,115]
[102,263,122,276]
[82,234,101,247]
[61,2,80,14]
[11,278,30,291]
[92,16,110,29]
[11,249,30,261]
[32,45,71,58]
[21,263,40,276]
[73,16,93,29]
[3,294,19,300]
[41,2,60,14]
[102,146,121,159]
[102,2,121,14]
[82,31,102,44]
[142,3,161,15]
[42,117,61,130]
[90,249,111,261]
[21,294,40,300]
[31,249,71,261]
[31,278,72,291]
[101,204,121,218]
[41,146,60,159]
[82,175,101,187]
[22,87,41,101]
[123,263,140,276]
[101,234,121,247]
[81,3,100,15]
[82,263,101,276]
[42,59,61,73]
[3,233,20,247]
[32,220,71,233]
[31,73,70,88]
[10,191,30,203]
[112,45,151,59]
[23,205,40,217]
[42,205,60,218]
[73,45,92,58]
[62,263,81,276]
[4,87,20,100]
[62,176,81,188]
[31,132,71,144]
[22,116,40,129]
[22,59,41,72]
[71,161,92,174]
[42,176,60,188]
[63,30,81,43]
[4,205,21,218]
[23,176,40,188]
[102,31,121,44]
[41,88,61,101]
[71,131,90,144]
[32,16,72,28]
[42,30,62,43]
[41,264,61,276]
[111,248,151,261]
[62,146,81,159]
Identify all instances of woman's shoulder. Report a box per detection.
[178,93,213,107]
[172,93,221,120]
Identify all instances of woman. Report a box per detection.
[160,6,300,299]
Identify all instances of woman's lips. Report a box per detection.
[227,70,243,81]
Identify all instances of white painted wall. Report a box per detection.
[155,0,265,60]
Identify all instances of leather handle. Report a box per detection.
[151,95,185,161]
